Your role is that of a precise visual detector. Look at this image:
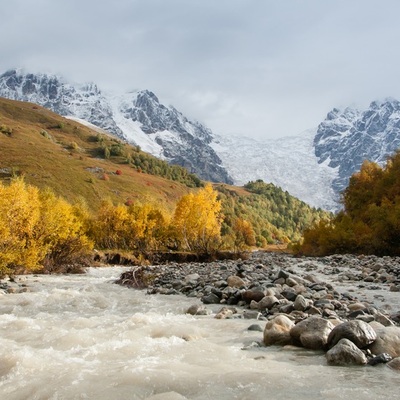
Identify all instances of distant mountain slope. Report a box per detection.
[0,69,232,184]
[211,129,338,211]
[0,97,197,211]
[314,99,400,196]
[2,69,400,212]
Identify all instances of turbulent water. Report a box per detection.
[0,267,398,400]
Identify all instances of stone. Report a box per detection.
[186,304,210,315]
[215,307,235,319]
[263,315,295,346]
[247,323,263,332]
[243,310,262,320]
[281,288,297,301]
[293,294,311,311]
[326,338,368,366]
[367,353,393,366]
[327,320,377,349]
[290,316,335,350]
[201,293,220,304]
[241,289,265,303]
[368,326,400,358]
[227,275,246,288]
[258,295,280,311]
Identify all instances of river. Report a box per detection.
[0,267,398,400]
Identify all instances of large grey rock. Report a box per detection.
[368,326,400,358]
[326,338,368,366]
[290,316,335,350]
[263,315,294,346]
[327,320,377,349]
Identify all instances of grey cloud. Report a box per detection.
[1,0,400,138]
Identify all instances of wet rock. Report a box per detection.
[201,293,220,304]
[290,316,335,350]
[368,326,400,358]
[247,323,263,332]
[326,338,368,366]
[263,315,294,346]
[367,353,393,366]
[186,304,210,316]
[327,320,377,349]
[215,307,236,319]
[243,310,262,320]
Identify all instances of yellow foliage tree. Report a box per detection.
[172,184,222,253]
[0,179,92,274]
[232,218,256,252]
[0,178,44,273]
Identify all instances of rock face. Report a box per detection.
[0,69,233,184]
[314,99,400,201]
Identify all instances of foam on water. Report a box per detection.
[0,267,398,399]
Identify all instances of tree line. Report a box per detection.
[298,150,400,256]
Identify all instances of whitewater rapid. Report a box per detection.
[0,267,398,400]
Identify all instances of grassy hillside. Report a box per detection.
[0,97,329,250]
[0,97,194,211]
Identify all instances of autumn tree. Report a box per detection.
[0,178,92,274]
[232,218,256,252]
[172,184,222,254]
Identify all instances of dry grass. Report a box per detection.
[0,97,191,212]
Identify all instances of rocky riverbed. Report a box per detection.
[116,251,400,371]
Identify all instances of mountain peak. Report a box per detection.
[0,69,233,185]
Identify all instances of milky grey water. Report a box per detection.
[0,267,398,400]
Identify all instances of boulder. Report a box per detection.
[326,338,368,366]
[258,295,279,311]
[293,294,311,311]
[241,289,265,303]
[227,275,246,288]
[263,315,294,346]
[201,293,220,304]
[327,320,377,349]
[368,326,400,358]
[290,316,334,350]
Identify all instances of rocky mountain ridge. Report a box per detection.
[0,69,232,184]
[2,69,400,211]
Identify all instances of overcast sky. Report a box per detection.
[2,0,400,139]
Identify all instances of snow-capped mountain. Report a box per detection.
[2,69,400,212]
[0,69,232,184]
[314,99,400,196]
[213,99,400,212]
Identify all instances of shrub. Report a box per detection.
[0,124,13,136]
